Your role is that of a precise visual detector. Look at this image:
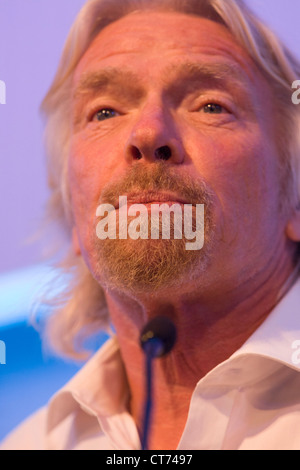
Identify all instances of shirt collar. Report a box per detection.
[46,337,129,434]
[232,274,300,369]
[197,272,300,392]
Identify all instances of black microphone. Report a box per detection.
[139,316,177,450]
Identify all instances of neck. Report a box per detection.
[104,250,297,449]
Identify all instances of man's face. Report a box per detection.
[68,11,289,297]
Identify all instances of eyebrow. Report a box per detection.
[73,68,144,100]
[169,62,242,80]
[73,61,249,102]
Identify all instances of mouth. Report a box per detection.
[114,191,191,209]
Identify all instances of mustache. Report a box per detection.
[99,161,214,208]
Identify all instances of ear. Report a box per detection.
[72,227,81,256]
[286,210,300,242]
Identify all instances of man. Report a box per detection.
[2,0,300,450]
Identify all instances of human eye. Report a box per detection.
[189,97,237,127]
[91,108,120,121]
[201,103,228,114]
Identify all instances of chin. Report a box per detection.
[90,236,212,297]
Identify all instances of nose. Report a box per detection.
[125,104,185,164]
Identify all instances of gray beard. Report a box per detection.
[90,162,216,294]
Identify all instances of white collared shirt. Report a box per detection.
[2,278,300,450]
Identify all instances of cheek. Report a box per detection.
[184,127,281,240]
[67,132,128,249]
[68,136,105,249]
[189,129,278,204]
[68,136,111,212]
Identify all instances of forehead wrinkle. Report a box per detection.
[73,67,145,100]
[163,61,250,90]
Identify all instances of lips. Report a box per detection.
[114,191,190,209]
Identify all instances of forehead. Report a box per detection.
[73,11,259,85]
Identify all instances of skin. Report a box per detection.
[68,11,300,449]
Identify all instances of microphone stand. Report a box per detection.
[141,338,161,450]
[140,317,177,450]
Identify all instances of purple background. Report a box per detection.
[0,0,86,274]
[0,0,299,275]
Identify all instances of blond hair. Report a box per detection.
[40,0,300,359]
